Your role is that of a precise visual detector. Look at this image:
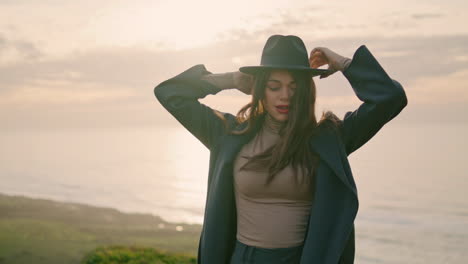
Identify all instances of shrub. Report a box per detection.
[82,245,196,264]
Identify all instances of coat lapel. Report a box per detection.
[217,121,357,197]
[303,126,359,264]
[201,122,358,263]
[308,127,357,196]
[200,125,254,262]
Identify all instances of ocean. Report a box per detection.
[1,122,467,263]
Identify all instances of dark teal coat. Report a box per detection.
[154,45,408,264]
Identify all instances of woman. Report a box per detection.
[154,35,407,264]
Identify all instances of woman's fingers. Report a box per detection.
[309,55,328,68]
[310,57,326,68]
[309,48,329,68]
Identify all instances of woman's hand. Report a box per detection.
[309,47,352,79]
[233,71,254,95]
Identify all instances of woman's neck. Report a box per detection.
[263,113,287,134]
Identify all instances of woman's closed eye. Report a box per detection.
[267,85,296,92]
[267,85,281,91]
[266,78,296,92]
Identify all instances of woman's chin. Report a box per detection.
[271,115,288,123]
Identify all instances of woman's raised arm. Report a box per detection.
[340,45,408,155]
[154,64,238,150]
[310,45,408,155]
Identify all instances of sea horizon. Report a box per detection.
[2,122,468,263]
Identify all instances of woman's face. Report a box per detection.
[262,69,296,123]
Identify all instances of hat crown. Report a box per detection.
[260,35,309,67]
[239,34,328,77]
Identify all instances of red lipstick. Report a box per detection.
[276,105,289,114]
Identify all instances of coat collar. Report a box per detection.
[226,120,357,196]
[201,120,358,262]
[308,126,357,196]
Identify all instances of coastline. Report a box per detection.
[0,192,201,264]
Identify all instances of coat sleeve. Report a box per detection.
[340,45,408,155]
[153,64,234,150]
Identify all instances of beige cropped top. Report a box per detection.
[233,114,315,249]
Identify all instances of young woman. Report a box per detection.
[154,35,407,264]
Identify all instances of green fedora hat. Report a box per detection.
[239,34,331,77]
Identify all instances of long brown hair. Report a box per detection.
[220,68,340,186]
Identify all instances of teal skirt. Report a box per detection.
[230,240,303,264]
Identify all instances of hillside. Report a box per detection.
[0,193,200,264]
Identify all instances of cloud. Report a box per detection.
[0,46,180,94]
[0,80,137,106]
[0,32,42,64]
[411,13,444,20]
[1,32,468,130]
[406,68,468,105]
[2,33,468,105]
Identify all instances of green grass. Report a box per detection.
[0,193,201,264]
[81,246,196,264]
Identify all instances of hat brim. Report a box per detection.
[239,65,331,77]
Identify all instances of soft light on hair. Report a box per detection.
[217,68,342,186]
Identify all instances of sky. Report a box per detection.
[1,0,468,130]
[1,2,468,261]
